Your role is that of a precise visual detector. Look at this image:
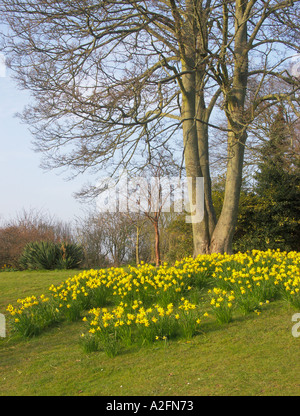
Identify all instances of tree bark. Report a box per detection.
[182,67,211,255]
[153,218,160,267]
[209,0,248,254]
[209,133,246,253]
[181,2,216,256]
[135,225,140,265]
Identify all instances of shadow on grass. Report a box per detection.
[1,299,292,363]
[195,301,285,340]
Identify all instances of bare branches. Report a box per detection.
[0,0,299,198]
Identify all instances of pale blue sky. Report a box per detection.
[0,72,90,225]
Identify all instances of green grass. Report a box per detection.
[0,269,81,311]
[0,269,300,396]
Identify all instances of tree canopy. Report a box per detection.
[1,0,299,254]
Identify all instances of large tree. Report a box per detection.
[1,0,299,254]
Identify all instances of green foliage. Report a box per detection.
[56,242,84,270]
[19,241,84,270]
[231,107,300,252]
[233,187,300,253]
[252,107,300,250]
[165,214,193,262]
[19,241,59,270]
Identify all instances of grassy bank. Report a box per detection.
[0,263,299,396]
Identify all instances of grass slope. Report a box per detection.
[0,270,299,396]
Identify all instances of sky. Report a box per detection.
[0,62,92,225]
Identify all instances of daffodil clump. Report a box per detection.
[5,249,300,356]
[280,261,300,308]
[48,267,117,321]
[208,288,235,324]
[80,297,202,356]
[6,295,61,337]
[210,249,300,312]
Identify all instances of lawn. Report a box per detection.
[0,263,300,396]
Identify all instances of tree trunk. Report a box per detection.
[182,69,211,255]
[209,132,246,254]
[153,218,160,267]
[181,2,216,256]
[135,225,140,265]
[195,84,217,246]
[181,0,248,255]
[209,0,248,254]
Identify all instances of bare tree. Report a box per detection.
[1,0,299,255]
[0,208,73,267]
[75,213,109,268]
[122,152,180,266]
[122,212,148,265]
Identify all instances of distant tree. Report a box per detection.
[75,213,110,269]
[253,107,300,250]
[0,209,73,268]
[123,212,148,266]
[165,213,193,263]
[232,107,300,251]
[78,211,137,267]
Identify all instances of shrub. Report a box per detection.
[56,242,84,269]
[19,241,84,270]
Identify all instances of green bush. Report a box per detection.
[56,242,84,270]
[19,241,84,270]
